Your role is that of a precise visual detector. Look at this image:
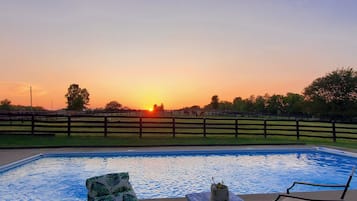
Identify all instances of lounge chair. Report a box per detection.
[86,172,138,201]
[274,166,355,201]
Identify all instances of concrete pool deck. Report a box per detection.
[1,145,356,201]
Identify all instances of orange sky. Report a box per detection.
[1,1,357,110]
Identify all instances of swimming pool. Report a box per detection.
[0,147,356,201]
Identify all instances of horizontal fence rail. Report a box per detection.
[0,113,356,142]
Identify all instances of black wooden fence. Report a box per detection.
[0,113,356,142]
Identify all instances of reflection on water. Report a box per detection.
[0,151,356,201]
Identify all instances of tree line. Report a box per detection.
[1,68,356,120]
[183,68,357,120]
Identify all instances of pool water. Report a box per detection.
[0,148,356,201]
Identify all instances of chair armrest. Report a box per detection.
[287,182,346,194]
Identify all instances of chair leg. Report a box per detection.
[274,195,282,201]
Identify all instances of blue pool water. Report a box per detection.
[0,148,356,201]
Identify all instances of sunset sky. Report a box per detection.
[1,0,357,110]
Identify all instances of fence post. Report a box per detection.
[67,116,71,137]
[296,120,300,140]
[172,117,176,138]
[332,121,336,142]
[203,118,206,137]
[31,114,35,135]
[235,119,238,138]
[9,113,12,126]
[104,116,108,137]
[139,117,143,138]
[263,120,267,139]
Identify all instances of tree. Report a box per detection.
[266,94,285,115]
[244,95,256,112]
[210,95,219,110]
[303,68,357,118]
[105,101,122,112]
[232,96,254,113]
[283,93,305,115]
[232,97,244,112]
[254,95,267,113]
[219,101,233,111]
[153,103,164,112]
[65,84,90,111]
[0,99,11,111]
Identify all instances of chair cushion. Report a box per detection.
[86,172,137,201]
[91,193,123,201]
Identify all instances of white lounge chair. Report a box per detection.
[274,166,355,201]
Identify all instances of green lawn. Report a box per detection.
[0,134,356,150]
[1,115,356,150]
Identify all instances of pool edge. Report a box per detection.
[0,153,43,173]
[1,146,356,174]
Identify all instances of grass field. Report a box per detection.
[0,115,356,150]
[0,134,356,150]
